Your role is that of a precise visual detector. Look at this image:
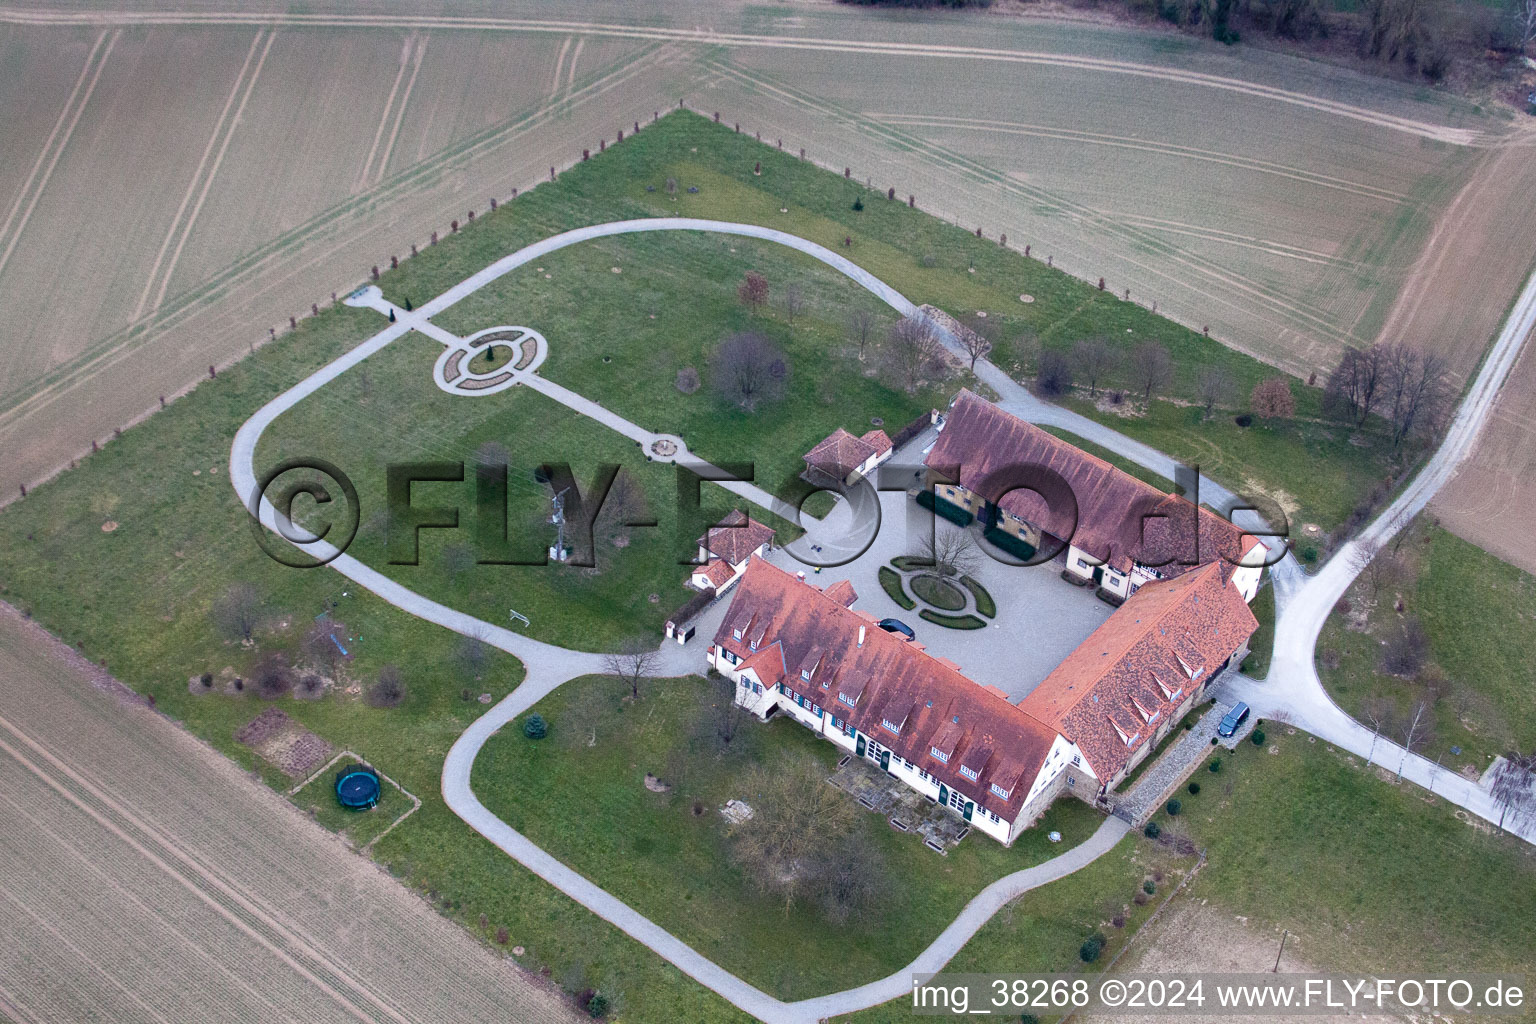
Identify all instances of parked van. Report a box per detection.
[1217,702,1251,738]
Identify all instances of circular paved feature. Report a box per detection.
[433,325,547,397]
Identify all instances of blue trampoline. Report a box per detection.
[335,764,381,809]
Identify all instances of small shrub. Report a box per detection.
[1187,781,1200,795]
[298,673,324,696]
[1251,729,1266,746]
[1133,891,1149,906]
[1211,737,1219,745]
[524,713,548,740]
[586,993,610,1018]
[851,196,864,211]
[1079,932,1106,963]
[495,926,509,945]
[1335,597,1351,615]
[1208,757,1223,773]
[1234,413,1253,427]
[1165,799,1181,816]
[1300,545,1318,563]
[1036,350,1074,395]
[200,672,213,688]
[461,687,472,702]
[1143,880,1156,895]
[1110,915,1126,929]
[367,664,406,708]
[1021,1015,1041,1024]
[675,366,700,394]
[1143,821,1161,839]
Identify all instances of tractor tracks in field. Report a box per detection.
[0,711,417,1024]
[0,7,1490,147]
[0,37,677,429]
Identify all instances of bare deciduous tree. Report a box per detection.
[1035,350,1073,395]
[781,282,806,322]
[710,331,789,411]
[1071,337,1118,397]
[301,619,347,677]
[455,631,490,681]
[958,314,996,372]
[912,528,982,581]
[1380,343,1450,449]
[367,664,407,708]
[1325,346,1385,426]
[705,670,747,750]
[1360,694,1394,765]
[1129,341,1172,403]
[1379,616,1429,678]
[1490,751,1536,833]
[212,583,262,644]
[1196,366,1235,419]
[1011,327,1042,377]
[847,308,879,361]
[605,639,660,700]
[1396,698,1435,779]
[251,650,295,699]
[737,271,769,312]
[883,316,946,393]
[728,751,860,915]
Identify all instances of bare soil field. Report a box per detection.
[712,43,1480,376]
[1097,901,1398,1024]
[0,602,585,1024]
[0,22,683,498]
[0,1,1525,567]
[1434,326,1536,575]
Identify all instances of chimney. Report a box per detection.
[857,625,866,648]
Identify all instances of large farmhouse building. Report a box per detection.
[924,390,1265,605]
[707,392,1263,844]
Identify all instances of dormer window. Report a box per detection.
[930,747,950,763]
[989,783,1010,800]
[839,693,857,708]
[881,718,901,735]
[801,669,811,682]
[749,638,758,650]
[959,765,979,782]
[733,628,742,640]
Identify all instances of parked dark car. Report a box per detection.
[1217,702,1251,738]
[877,618,915,641]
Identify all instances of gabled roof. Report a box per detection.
[925,390,1260,575]
[860,429,894,456]
[698,509,776,566]
[690,558,735,590]
[1020,561,1258,781]
[713,559,1059,820]
[804,428,879,479]
[823,579,858,608]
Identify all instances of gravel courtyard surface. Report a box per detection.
[0,603,583,1024]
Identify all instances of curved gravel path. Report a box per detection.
[231,218,1536,1022]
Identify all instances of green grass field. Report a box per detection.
[0,110,1464,1022]
[475,673,1102,1000]
[1171,732,1536,984]
[1319,518,1536,766]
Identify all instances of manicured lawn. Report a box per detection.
[1059,395,1401,534]
[877,565,915,609]
[834,834,1194,1023]
[431,230,945,498]
[0,110,1444,1021]
[1319,517,1536,765]
[289,764,415,849]
[1170,732,1536,981]
[474,673,1104,1000]
[910,573,966,610]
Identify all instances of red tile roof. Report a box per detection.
[1020,561,1258,782]
[822,579,858,607]
[715,558,1059,820]
[925,390,1260,575]
[697,509,776,566]
[804,428,879,480]
[860,429,894,456]
[690,559,735,590]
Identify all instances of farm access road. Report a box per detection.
[0,602,585,1024]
